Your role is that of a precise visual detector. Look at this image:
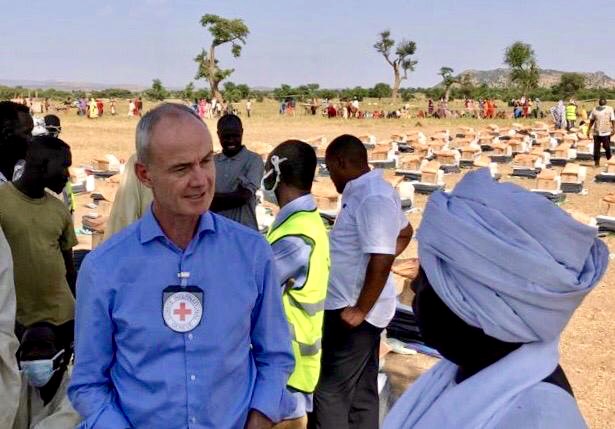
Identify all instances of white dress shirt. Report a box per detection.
[326,169,408,328]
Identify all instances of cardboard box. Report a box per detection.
[536,169,559,191]
[398,154,422,171]
[601,194,615,216]
[561,163,581,184]
[421,160,441,184]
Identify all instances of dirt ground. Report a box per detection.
[54,99,614,428]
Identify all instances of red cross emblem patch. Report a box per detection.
[163,291,203,333]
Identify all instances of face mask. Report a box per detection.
[260,155,287,206]
[20,349,64,388]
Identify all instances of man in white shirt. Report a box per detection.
[311,134,413,429]
[587,98,615,166]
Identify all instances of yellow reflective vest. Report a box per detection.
[266,208,330,393]
[566,104,577,120]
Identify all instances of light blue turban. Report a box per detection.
[418,168,608,343]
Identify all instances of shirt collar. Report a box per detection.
[272,194,317,229]
[343,169,382,197]
[217,146,246,161]
[139,205,216,245]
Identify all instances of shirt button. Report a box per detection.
[188,333,193,340]
[190,374,196,381]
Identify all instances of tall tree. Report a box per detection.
[439,67,459,102]
[504,41,540,95]
[374,30,417,99]
[556,73,586,98]
[194,14,249,101]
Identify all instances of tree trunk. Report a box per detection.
[392,66,401,100]
[207,44,222,101]
[444,85,452,103]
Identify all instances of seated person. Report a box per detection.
[14,323,81,429]
[384,169,608,429]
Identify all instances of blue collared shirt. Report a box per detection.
[69,208,294,429]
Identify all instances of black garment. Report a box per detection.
[309,309,382,429]
[593,135,612,166]
[567,120,576,130]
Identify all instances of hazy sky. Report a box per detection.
[1,0,614,89]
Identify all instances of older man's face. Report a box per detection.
[140,114,215,218]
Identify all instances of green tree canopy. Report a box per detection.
[194,14,249,100]
[555,73,586,98]
[374,30,417,99]
[145,79,168,101]
[504,41,540,95]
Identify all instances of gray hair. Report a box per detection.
[135,103,204,164]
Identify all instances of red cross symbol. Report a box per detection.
[173,302,192,321]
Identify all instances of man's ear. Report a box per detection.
[134,161,153,189]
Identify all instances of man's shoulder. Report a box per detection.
[87,222,142,263]
[212,212,266,244]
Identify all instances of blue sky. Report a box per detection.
[1,0,614,88]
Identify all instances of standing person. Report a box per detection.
[311,135,413,428]
[383,169,607,429]
[427,98,434,116]
[96,99,104,116]
[0,101,32,184]
[0,135,76,347]
[198,99,206,119]
[110,99,117,115]
[0,226,21,428]
[566,100,577,130]
[210,114,264,230]
[263,141,330,429]
[246,99,253,118]
[587,98,615,167]
[127,99,135,117]
[135,97,143,116]
[87,98,98,119]
[13,323,81,428]
[68,103,294,428]
[551,100,565,129]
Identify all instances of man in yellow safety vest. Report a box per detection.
[262,140,330,429]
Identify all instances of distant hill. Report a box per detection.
[0,78,147,92]
[457,68,615,89]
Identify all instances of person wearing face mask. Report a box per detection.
[0,136,77,338]
[210,114,264,230]
[383,169,608,429]
[262,141,330,429]
[0,101,33,185]
[14,323,81,429]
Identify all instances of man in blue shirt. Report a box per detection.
[68,103,294,429]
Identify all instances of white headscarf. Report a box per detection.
[385,169,608,428]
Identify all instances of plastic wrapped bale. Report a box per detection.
[411,143,430,159]
[512,154,540,178]
[551,143,572,166]
[434,149,460,173]
[490,142,513,163]
[576,139,594,160]
[534,168,561,192]
[509,137,529,155]
[595,159,615,182]
[460,144,481,168]
[396,154,423,181]
[560,163,586,193]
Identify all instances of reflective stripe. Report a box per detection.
[288,323,322,356]
[287,294,325,316]
[298,338,322,356]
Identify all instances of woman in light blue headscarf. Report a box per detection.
[384,169,608,429]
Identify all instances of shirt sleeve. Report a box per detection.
[60,209,78,251]
[239,155,264,194]
[248,242,295,423]
[356,195,404,255]
[68,256,132,429]
[271,236,312,290]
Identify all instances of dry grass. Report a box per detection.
[53,99,614,428]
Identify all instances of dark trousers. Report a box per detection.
[567,119,576,130]
[309,309,383,429]
[594,135,612,166]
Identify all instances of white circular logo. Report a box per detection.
[163,292,203,333]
